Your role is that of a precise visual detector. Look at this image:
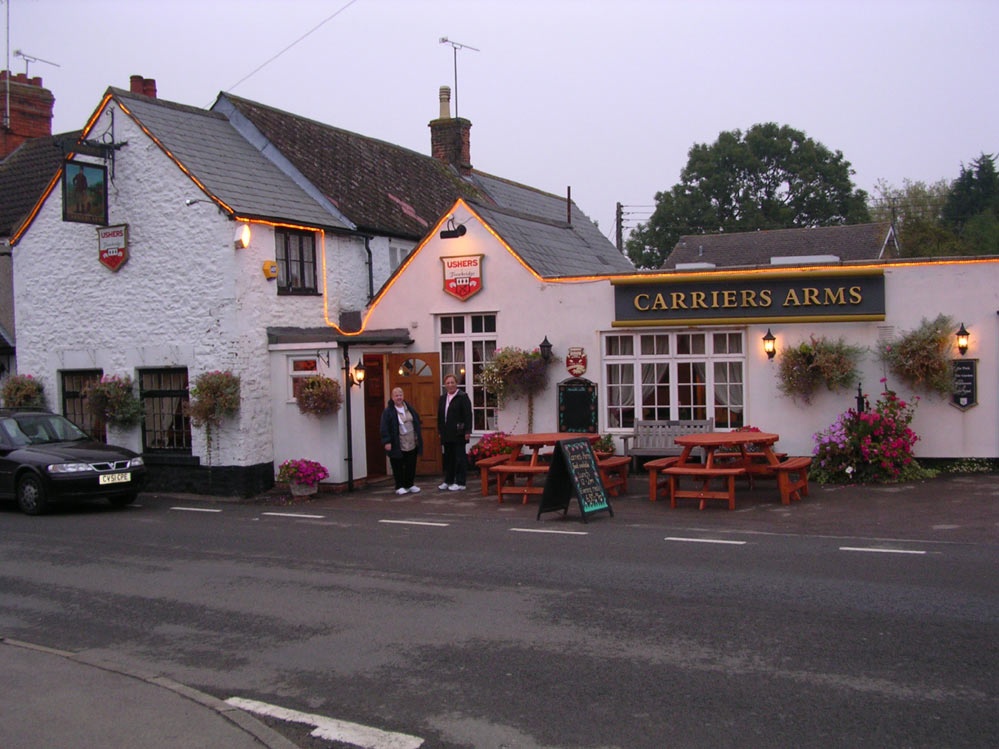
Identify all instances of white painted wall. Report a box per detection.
[363,203,999,462]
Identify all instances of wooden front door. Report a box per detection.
[388,353,441,475]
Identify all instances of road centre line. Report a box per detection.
[226,697,424,749]
[510,528,588,536]
[262,511,326,519]
[379,519,450,527]
[840,546,927,555]
[170,506,222,513]
[665,536,747,545]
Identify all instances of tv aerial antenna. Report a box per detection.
[439,37,479,119]
[14,49,61,76]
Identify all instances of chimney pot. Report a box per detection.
[143,78,157,98]
[130,75,144,93]
[438,86,451,119]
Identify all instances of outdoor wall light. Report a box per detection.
[539,335,553,362]
[762,328,776,360]
[956,323,970,356]
[233,223,251,249]
[439,216,467,239]
[348,357,366,387]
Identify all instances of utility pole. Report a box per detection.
[615,202,624,252]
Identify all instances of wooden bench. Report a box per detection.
[475,453,516,496]
[491,463,550,504]
[643,456,680,502]
[662,465,746,510]
[773,456,812,504]
[621,418,714,472]
[596,455,631,496]
[715,450,787,488]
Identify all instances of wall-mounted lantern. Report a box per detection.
[539,336,553,363]
[234,223,251,249]
[762,328,776,361]
[956,323,970,356]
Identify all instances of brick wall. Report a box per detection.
[0,71,54,159]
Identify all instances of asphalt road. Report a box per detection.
[1,473,997,748]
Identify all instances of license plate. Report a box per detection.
[99,472,131,485]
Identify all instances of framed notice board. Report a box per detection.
[951,359,977,411]
[557,378,597,433]
[538,438,613,523]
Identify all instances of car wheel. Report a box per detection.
[17,473,48,516]
[108,493,138,509]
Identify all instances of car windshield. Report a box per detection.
[2,414,89,446]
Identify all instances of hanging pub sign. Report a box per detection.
[63,161,108,226]
[612,268,885,325]
[565,346,587,377]
[97,225,129,272]
[951,359,977,411]
[441,254,483,301]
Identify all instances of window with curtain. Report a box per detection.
[603,330,745,429]
[439,313,497,431]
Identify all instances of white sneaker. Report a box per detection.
[395,487,408,495]
[408,486,421,494]
[448,484,466,491]
[438,482,450,490]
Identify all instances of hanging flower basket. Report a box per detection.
[776,336,864,403]
[296,375,343,416]
[1,374,46,409]
[82,374,143,426]
[480,347,553,406]
[188,370,241,462]
[880,314,955,397]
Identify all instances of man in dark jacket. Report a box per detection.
[437,373,472,491]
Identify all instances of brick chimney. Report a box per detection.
[0,71,55,160]
[429,85,472,176]
[129,75,157,98]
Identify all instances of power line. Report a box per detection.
[224,0,361,94]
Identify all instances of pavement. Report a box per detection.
[3,469,997,748]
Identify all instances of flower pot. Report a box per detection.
[289,482,318,497]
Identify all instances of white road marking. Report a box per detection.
[170,507,222,513]
[379,519,450,527]
[839,546,927,555]
[510,528,588,536]
[226,697,424,749]
[261,512,325,519]
[665,536,746,545]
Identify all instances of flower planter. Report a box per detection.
[289,482,318,497]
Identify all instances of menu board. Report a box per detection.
[557,378,598,433]
[951,359,977,411]
[538,438,613,522]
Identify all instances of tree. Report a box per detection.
[626,123,870,268]
[941,153,999,254]
[871,178,960,257]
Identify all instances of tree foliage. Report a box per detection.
[873,154,999,257]
[626,123,870,268]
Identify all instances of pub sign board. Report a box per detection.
[612,268,885,326]
[97,224,129,272]
[63,161,108,226]
[538,438,613,523]
[951,359,977,411]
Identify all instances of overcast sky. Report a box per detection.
[5,0,996,239]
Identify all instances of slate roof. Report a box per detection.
[0,131,80,237]
[216,93,481,239]
[108,89,351,230]
[663,222,897,269]
[216,94,632,277]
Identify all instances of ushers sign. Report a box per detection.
[441,254,484,301]
[97,224,129,272]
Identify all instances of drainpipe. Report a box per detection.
[342,344,355,491]
[363,235,374,301]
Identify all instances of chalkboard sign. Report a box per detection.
[557,378,597,433]
[538,438,613,522]
[951,359,977,411]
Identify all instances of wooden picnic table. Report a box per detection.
[666,431,781,510]
[493,433,599,503]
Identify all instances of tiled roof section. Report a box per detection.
[663,222,896,269]
[110,89,350,230]
[471,198,635,278]
[218,94,483,239]
[0,131,80,236]
[267,326,412,345]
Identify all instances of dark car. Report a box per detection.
[0,410,147,515]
